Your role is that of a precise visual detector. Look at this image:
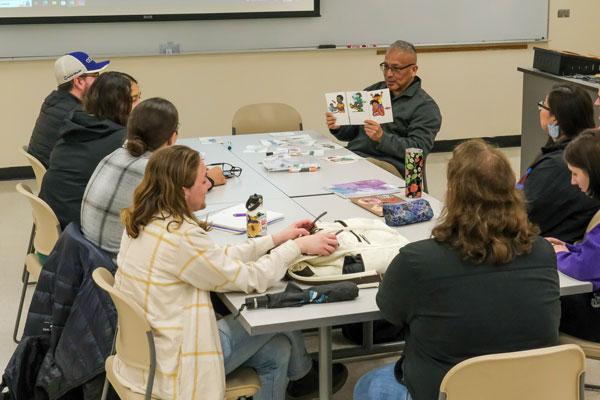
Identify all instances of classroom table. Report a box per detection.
[177,138,287,203]
[194,131,592,400]
[225,131,405,197]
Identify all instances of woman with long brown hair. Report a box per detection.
[113,145,347,400]
[355,139,560,400]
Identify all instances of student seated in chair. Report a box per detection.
[354,139,560,400]
[518,83,599,243]
[81,97,225,262]
[547,129,600,342]
[113,145,348,400]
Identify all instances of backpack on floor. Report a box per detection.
[287,218,409,284]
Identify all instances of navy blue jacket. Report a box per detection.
[22,223,117,399]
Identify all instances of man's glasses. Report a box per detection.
[80,72,100,80]
[537,101,551,112]
[379,62,415,75]
[207,162,242,179]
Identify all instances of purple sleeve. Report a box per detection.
[556,225,600,291]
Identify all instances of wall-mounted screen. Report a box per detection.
[0,0,320,24]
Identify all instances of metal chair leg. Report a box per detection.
[22,224,35,283]
[13,270,30,344]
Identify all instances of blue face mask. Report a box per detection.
[547,123,560,139]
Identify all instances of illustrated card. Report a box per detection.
[346,91,370,125]
[365,88,393,123]
[325,92,350,125]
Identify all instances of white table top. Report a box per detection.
[177,138,287,203]
[225,131,405,197]
[180,132,592,334]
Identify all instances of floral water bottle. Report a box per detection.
[246,193,266,238]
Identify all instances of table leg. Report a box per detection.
[318,326,332,399]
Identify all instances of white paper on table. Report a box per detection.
[269,131,296,137]
[325,92,350,125]
[321,154,362,164]
[198,137,223,144]
[207,204,284,234]
[244,145,269,153]
[317,142,342,150]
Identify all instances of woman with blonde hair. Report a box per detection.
[354,139,560,400]
[113,145,347,400]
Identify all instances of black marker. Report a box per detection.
[318,44,336,49]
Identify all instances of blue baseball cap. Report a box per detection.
[54,51,110,85]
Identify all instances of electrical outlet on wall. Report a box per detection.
[557,9,570,18]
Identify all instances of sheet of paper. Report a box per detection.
[347,90,370,125]
[321,154,361,164]
[244,145,269,153]
[365,88,394,124]
[198,137,223,144]
[269,131,296,137]
[325,92,350,125]
[207,204,284,234]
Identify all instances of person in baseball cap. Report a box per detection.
[27,51,110,167]
[54,51,110,85]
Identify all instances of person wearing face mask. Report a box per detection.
[518,83,599,243]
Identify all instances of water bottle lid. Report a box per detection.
[246,193,263,211]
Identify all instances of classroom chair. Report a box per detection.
[18,145,46,193]
[18,145,47,282]
[366,157,428,193]
[438,344,585,400]
[93,268,262,400]
[560,333,600,390]
[232,103,303,135]
[14,183,61,343]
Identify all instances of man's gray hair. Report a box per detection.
[387,40,416,55]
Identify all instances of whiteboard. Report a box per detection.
[0,0,548,59]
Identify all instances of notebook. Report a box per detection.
[206,204,284,234]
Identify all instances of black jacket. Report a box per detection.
[38,110,126,230]
[27,90,82,168]
[22,223,117,400]
[523,138,600,243]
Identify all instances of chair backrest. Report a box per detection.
[92,268,155,373]
[19,145,47,192]
[232,103,303,135]
[366,157,401,178]
[586,208,600,234]
[438,344,585,400]
[16,183,60,256]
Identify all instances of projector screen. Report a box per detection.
[0,0,319,24]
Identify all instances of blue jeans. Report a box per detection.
[219,315,313,400]
[354,363,412,400]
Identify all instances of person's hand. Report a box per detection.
[326,112,341,130]
[545,237,565,247]
[364,120,383,142]
[545,237,569,253]
[552,244,569,253]
[295,233,339,256]
[272,220,313,246]
[207,167,226,186]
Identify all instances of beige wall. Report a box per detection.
[1,0,599,169]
